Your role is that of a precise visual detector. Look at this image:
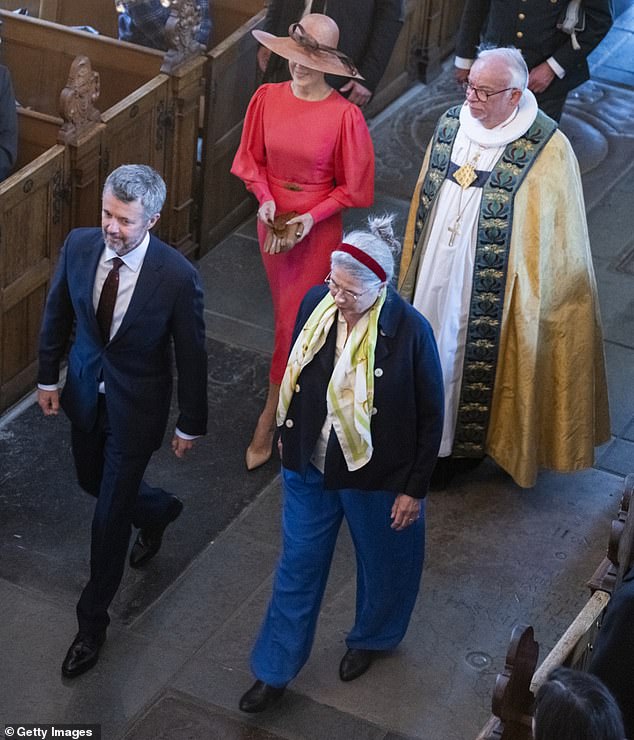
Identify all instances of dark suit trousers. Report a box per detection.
[71,396,174,634]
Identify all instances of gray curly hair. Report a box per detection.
[331,214,399,287]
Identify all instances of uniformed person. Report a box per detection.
[453,0,613,120]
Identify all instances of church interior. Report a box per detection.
[1,1,633,738]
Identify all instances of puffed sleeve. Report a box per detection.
[230,84,274,205]
[309,104,375,224]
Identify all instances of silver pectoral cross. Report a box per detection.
[448,219,461,246]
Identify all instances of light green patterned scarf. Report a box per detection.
[277,289,386,470]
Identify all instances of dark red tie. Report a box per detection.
[96,257,124,342]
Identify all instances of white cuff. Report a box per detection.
[175,428,200,441]
[547,56,566,79]
[455,56,474,70]
[38,383,59,391]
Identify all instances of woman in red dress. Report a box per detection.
[232,14,375,470]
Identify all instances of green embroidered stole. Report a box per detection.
[403,106,558,457]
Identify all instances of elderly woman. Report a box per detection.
[238,215,444,713]
[231,14,375,470]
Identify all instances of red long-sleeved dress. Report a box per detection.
[231,82,375,383]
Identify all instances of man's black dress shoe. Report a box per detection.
[61,631,106,678]
[239,680,286,713]
[339,648,375,682]
[129,496,183,568]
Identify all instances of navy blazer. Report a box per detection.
[280,285,444,498]
[38,228,208,452]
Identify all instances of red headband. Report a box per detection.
[337,243,387,282]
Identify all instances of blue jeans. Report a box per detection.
[251,464,426,686]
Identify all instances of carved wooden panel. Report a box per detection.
[161,54,206,258]
[198,7,266,253]
[0,144,68,412]
[0,10,162,116]
[99,74,170,238]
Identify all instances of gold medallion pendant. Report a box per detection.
[453,162,478,189]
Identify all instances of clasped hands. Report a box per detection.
[258,200,314,254]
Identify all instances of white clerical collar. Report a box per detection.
[459,89,539,148]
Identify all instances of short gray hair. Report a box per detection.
[331,214,398,286]
[477,46,529,91]
[103,164,166,220]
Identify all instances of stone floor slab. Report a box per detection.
[596,437,634,476]
[0,338,278,625]
[0,580,188,740]
[169,662,392,740]
[604,341,634,437]
[124,691,288,740]
[593,259,634,348]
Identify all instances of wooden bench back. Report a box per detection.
[476,475,634,740]
[0,10,162,116]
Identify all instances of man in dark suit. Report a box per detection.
[454,0,613,121]
[0,64,18,180]
[257,0,404,106]
[38,164,208,678]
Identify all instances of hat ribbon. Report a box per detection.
[289,22,360,77]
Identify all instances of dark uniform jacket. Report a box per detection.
[455,0,612,94]
[262,0,404,93]
[279,285,444,498]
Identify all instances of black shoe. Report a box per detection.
[61,631,106,678]
[339,648,375,682]
[239,680,286,713]
[129,496,183,568]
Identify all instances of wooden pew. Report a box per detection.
[0,0,118,36]
[0,8,204,256]
[0,109,69,412]
[0,7,206,414]
[476,474,634,740]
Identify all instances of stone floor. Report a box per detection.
[2,5,634,739]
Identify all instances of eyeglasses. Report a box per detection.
[325,273,377,302]
[462,81,516,103]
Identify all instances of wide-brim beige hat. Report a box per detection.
[253,17,363,80]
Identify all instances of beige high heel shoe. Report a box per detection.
[245,437,274,470]
[245,382,280,471]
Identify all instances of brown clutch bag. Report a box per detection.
[263,211,301,254]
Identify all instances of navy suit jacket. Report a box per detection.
[38,228,208,452]
[280,285,444,498]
